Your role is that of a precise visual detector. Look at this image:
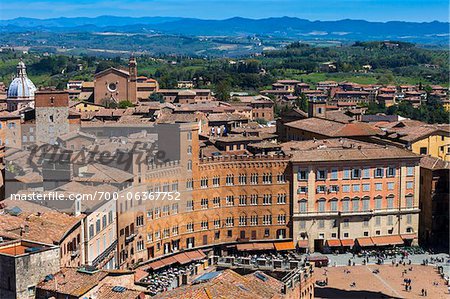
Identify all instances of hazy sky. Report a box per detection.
[0,0,448,22]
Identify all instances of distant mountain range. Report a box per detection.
[1,16,449,45]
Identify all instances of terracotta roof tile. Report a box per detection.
[285,118,381,137]
[37,268,108,297]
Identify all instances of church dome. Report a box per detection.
[7,60,36,99]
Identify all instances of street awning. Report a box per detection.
[173,252,191,265]
[146,259,166,270]
[162,256,177,265]
[401,234,417,240]
[185,249,206,261]
[356,237,374,247]
[134,268,148,282]
[340,239,355,247]
[253,243,275,250]
[297,240,309,248]
[372,235,404,246]
[274,241,296,251]
[326,239,342,247]
[236,243,255,251]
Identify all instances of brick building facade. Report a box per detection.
[115,123,293,269]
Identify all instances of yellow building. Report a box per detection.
[442,99,450,112]
[411,132,450,161]
[378,120,450,162]
[70,100,105,113]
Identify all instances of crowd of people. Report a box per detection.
[140,263,198,296]
[219,251,303,270]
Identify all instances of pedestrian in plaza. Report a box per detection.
[421,288,424,296]
[424,289,427,296]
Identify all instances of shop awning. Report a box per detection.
[297,240,309,248]
[134,268,148,282]
[253,243,275,250]
[173,252,191,265]
[326,239,342,247]
[274,241,296,251]
[236,243,255,251]
[356,237,374,247]
[401,234,417,240]
[162,256,177,265]
[372,235,404,246]
[340,239,355,247]
[146,250,205,270]
[185,249,206,261]
[146,259,166,270]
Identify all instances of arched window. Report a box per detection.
[239,213,247,226]
[341,197,350,212]
[386,195,395,209]
[277,210,286,225]
[352,197,360,212]
[362,196,370,211]
[329,198,338,212]
[374,195,382,210]
[299,199,307,213]
[201,217,209,230]
[317,198,326,212]
[405,194,414,208]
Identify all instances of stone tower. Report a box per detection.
[128,55,138,103]
[308,98,327,118]
[35,89,69,145]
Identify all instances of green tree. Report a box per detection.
[118,100,134,108]
[295,93,309,113]
[214,80,231,101]
[255,118,268,125]
[149,92,164,103]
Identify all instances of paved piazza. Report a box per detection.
[314,260,449,299]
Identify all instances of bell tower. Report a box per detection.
[308,98,327,119]
[128,55,138,103]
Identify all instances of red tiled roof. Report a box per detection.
[97,285,144,299]
[154,269,285,299]
[285,117,382,137]
[37,268,108,297]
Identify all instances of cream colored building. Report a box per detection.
[287,139,421,252]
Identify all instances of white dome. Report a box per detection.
[7,77,37,99]
[7,60,36,99]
